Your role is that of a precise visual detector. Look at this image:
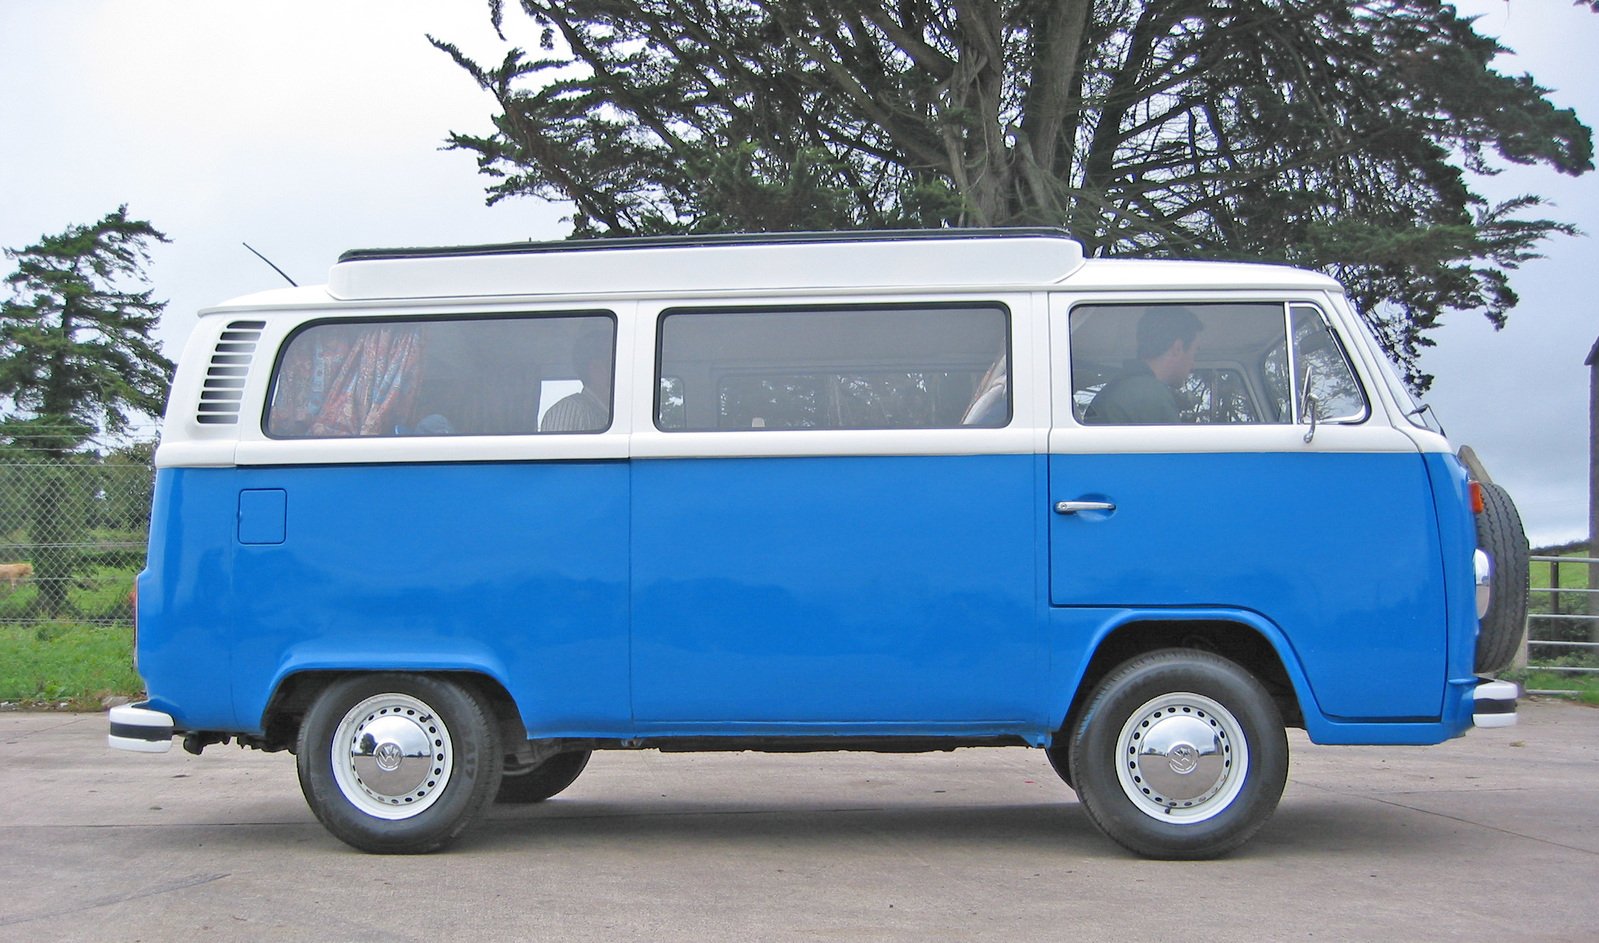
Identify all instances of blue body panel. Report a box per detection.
[136,450,1477,745]
[1049,451,1446,720]
[142,463,632,737]
[1423,450,1484,742]
[630,455,1043,734]
[137,471,238,729]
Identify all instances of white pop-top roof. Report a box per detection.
[201,229,1342,316]
[325,229,1086,301]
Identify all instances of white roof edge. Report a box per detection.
[199,285,336,315]
[1067,258,1342,291]
[326,230,1087,301]
[200,238,1342,315]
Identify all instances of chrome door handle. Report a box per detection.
[1054,500,1116,515]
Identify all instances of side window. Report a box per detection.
[656,305,1009,431]
[1071,303,1288,425]
[265,314,615,438]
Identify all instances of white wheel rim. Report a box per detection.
[329,693,454,820]
[1114,691,1249,824]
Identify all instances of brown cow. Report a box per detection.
[0,562,34,589]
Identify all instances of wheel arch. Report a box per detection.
[258,669,520,752]
[1056,614,1313,749]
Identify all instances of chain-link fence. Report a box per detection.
[0,447,154,630]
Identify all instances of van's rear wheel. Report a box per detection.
[1068,649,1287,860]
[296,674,502,854]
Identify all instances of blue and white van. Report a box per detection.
[109,229,1525,859]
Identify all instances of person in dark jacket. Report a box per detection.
[1084,307,1203,424]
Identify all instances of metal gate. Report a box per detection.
[1526,553,1599,694]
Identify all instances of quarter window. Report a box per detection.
[656,306,1010,431]
[1289,305,1368,423]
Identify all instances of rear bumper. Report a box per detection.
[108,703,175,753]
[1472,679,1518,729]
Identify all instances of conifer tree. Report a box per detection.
[434,0,1594,387]
[0,206,173,616]
[0,206,173,456]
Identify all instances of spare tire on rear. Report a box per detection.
[1474,481,1529,674]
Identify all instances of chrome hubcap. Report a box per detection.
[331,693,454,820]
[1115,692,1249,824]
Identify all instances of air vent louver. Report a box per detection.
[196,320,265,424]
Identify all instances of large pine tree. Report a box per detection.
[0,206,173,457]
[434,0,1594,388]
[0,207,173,617]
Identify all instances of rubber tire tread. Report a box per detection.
[496,749,592,804]
[1044,744,1072,789]
[1475,482,1529,674]
[1068,649,1288,860]
[296,674,502,854]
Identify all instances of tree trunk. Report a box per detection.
[30,472,74,618]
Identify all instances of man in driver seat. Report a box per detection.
[1084,307,1202,424]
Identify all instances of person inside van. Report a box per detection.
[540,329,613,432]
[1083,306,1202,424]
[961,351,1009,426]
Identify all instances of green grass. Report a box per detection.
[0,622,143,707]
[0,563,138,622]
[1530,547,1593,613]
[1530,563,1589,591]
[1504,667,1599,706]
[1523,674,1599,706]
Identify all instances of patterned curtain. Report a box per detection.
[269,325,424,437]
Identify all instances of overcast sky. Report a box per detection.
[1,1,1596,545]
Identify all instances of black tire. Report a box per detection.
[1044,744,1072,789]
[496,749,592,804]
[1068,649,1288,860]
[296,674,502,854]
[1474,481,1529,674]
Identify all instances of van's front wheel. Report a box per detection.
[1068,650,1287,859]
[296,674,502,854]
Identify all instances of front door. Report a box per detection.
[1048,297,1446,720]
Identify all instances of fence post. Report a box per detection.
[1588,336,1598,642]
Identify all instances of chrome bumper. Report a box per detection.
[107,703,175,753]
[1472,679,1518,729]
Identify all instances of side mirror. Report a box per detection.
[1299,364,1318,443]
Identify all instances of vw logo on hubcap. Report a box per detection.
[374,741,405,772]
[1168,743,1200,775]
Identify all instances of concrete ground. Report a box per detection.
[0,699,1594,943]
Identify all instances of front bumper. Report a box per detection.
[1472,679,1518,729]
[108,703,175,753]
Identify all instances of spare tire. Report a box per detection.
[1474,482,1529,674]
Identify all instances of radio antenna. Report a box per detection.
[242,242,299,287]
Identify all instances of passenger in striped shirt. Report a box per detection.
[541,329,613,432]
